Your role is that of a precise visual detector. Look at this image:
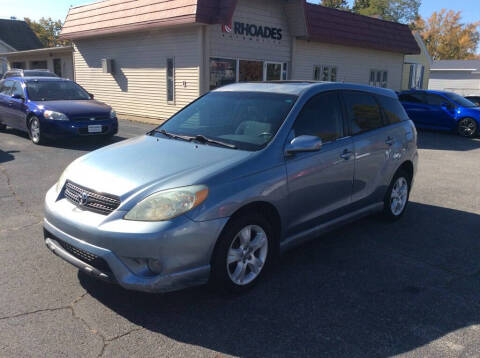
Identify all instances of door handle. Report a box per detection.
[340,149,353,160]
[385,136,394,146]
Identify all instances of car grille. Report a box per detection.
[44,230,113,275]
[73,116,109,122]
[64,180,121,215]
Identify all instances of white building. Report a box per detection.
[429,60,480,96]
[61,0,420,121]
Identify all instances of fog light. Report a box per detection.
[147,259,163,274]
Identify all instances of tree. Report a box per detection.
[321,0,349,10]
[352,0,421,24]
[24,17,69,48]
[414,10,480,60]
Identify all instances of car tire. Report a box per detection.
[210,212,274,293]
[0,123,6,130]
[457,117,478,138]
[28,116,45,145]
[383,169,411,221]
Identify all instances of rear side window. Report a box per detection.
[0,80,13,95]
[426,94,447,106]
[342,91,383,135]
[293,92,344,143]
[377,95,409,124]
[399,92,425,103]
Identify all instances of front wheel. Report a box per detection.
[210,213,273,293]
[28,116,45,145]
[383,170,411,220]
[457,117,478,138]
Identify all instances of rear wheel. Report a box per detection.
[210,213,273,293]
[28,116,45,145]
[457,117,478,138]
[383,170,411,220]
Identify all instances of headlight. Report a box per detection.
[124,185,208,221]
[110,109,117,119]
[44,110,68,121]
[55,167,69,193]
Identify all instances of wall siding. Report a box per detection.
[293,40,404,91]
[429,71,480,95]
[73,26,201,120]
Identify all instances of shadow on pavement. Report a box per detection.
[1,127,127,151]
[79,202,480,357]
[0,149,18,164]
[417,130,480,151]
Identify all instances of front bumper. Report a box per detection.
[41,118,118,139]
[43,186,228,293]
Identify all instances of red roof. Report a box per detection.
[304,3,419,54]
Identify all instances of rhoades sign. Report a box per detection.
[222,22,283,41]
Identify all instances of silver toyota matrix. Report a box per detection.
[44,82,418,293]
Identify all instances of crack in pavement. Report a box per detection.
[0,219,43,234]
[0,165,25,208]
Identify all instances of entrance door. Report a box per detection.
[264,62,282,81]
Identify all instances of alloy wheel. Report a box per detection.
[227,225,268,286]
[30,118,41,143]
[458,118,477,137]
[390,177,408,216]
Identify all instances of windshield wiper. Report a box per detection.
[150,129,193,142]
[149,130,236,149]
[191,134,237,149]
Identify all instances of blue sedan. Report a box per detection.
[0,77,118,144]
[399,90,479,138]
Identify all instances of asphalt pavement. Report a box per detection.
[1,120,480,357]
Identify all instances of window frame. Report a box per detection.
[290,90,347,145]
[313,65,338,82]
[340,90,386,136]
[166,57,175,104]
[369,69,388,88]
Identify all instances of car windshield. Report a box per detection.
[444,92,477,108]
[156,91,297,151]
[26,81,91,101]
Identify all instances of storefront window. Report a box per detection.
[12,62,26,69]
[30,60,48,69]
[210,58,236,90]
[239,60,263,82]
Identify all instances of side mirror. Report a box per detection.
[285,135,323,155]
[88,93,94,99]
[12,94,25,102]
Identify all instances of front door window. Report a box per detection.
[239,60,263,82]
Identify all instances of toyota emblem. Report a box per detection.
[78,192,89,206]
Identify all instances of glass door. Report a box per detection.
[239,60,264,82]
[264,62,283,81]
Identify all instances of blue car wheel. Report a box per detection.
[28,116,45,145]
[457,117,478,138]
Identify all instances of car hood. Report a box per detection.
[36,100,111,117]
[65,135,253,198]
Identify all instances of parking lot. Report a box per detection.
[1,120,479,357]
